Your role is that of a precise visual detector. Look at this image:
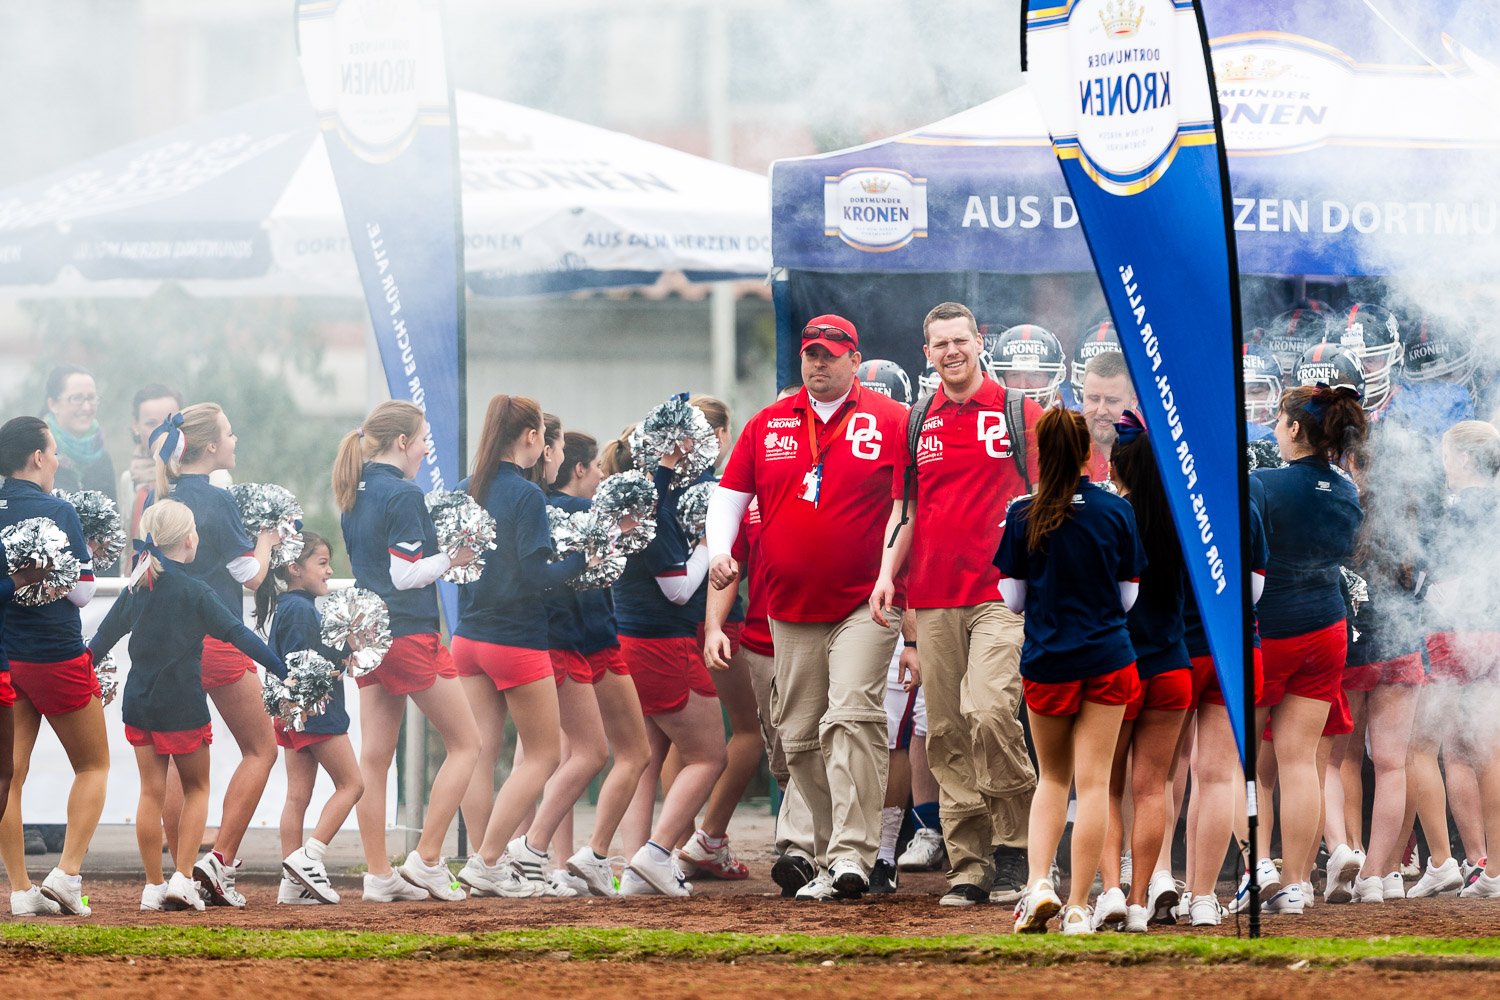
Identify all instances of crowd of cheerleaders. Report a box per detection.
[0,304,1497,936]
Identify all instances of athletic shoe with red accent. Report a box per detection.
[193,851,246,908]
[1013,879,1062,933]
[680,830,749,880]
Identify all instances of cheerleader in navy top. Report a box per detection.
[992,407,1143,935]
[1096,411,1193,926]
[523,430,651,898]
[251,531,361,906]
[332,400,479,904]
[0,541,48,822]
[144,403,278,907]
[448,397,586,898]
[0,416,109,919]
[1248,383,1367,916]
[88,499,285,914]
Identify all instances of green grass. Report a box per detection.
[3,924,1500,967]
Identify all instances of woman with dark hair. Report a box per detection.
[45,365,115,495]
[0,416,110,917]
[1248,383,1367,915]
[1093,411,1192,932]
[994,406,1144,935]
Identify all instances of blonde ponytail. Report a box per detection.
[333,401,425,511]
[153,402,224,500]
[136,499,196,589]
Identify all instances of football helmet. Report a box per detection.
[856,359,914,406]
[1072,320,1122,394]
[1291,343,1366,402]
[1336,303,1403,408]
[1402,315,1477,386]
[1258,308,1335,377]
[1242,343,1283,424]
[991,324,1067,406]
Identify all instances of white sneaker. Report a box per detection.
[829,858,868,899]
[1060,903,1093,935]
[1228,858,1281,913]
[1300,880,1315,909]
[1147,869,1180,925]
[794,870,839,901]
[897,828,946,872]
[283,848,339,905]
[565,847,623,898]
[11,885,61,917]
[1409,857,1463,897]
[1263,881,1304,914]
[1091,886,1127,931]
[40,867,90,916]
[1122,903,1150,933]
[1013,879,1062,933]
[362,868,428,903]
[277,875,320,905]
[396,849,466,901]
[505,837,553,893]
[1351,874,1384,903]
[1382,871,1406,900]
[1189,894,1224,927]
[1119,851,1133,894]
[1400,856,1421,878]
[544,869,584,897]
[141,882,168,911]
[1172,888,1192,922]
[679,830,749,880]
[456,854,537,898]
[1324,843,1363,903]
[626,844,691,897]
[165,871,206,912]
[1460,870,1500,898]
[193,852,246,908]
[619,868,656,896]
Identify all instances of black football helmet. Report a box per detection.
[1402,315,1476,385]
[1291,343,1366,402]
[857,359,913,406]
[1258,308,1336,377]
[1335,303,1403,408]
[1242,343,1283,424]
[1072,320,1122,394]
[991,324,1066,406]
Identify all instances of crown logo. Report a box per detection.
[1099,0,1144,37]
[860,176,891,194]
[1217,54,1288,82]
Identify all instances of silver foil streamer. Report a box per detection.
[319,587,393,678]
[1,516,81,606]
[1246,439,1286,471]
[547,505,588,561]
[1342,567,1371,618]
[228,483,305,568]
[424,489,498,585]
[629,394,720,491]
[54,489,126,572]
[547,507,625,590]
[261,650,339,732]
[677,481,713,544]
[592,471,658,555]
[94,651,119,707]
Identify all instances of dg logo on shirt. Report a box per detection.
[978,412,1013,459]
[846,412,883,459]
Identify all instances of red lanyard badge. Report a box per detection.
[799,397,857,508]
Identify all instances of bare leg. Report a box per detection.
[407,676,480,863]
[207,674,277,862]
[1190,704,1239,898]
[700,652,764,840]
[163,761,184,864]
[1323,732,1352,852]
[640,693,727,850]
[1157,714,1193,876]
[0,704,10,827]
[1358,684,1418,877]
[1444,744,1487,863]
[306,735,364,847]
[1340,689,1369,850]
[1125,708,1188,908]
[42,697,110,875]
[474,678,560,863]
[134,747,171,885]
[1066,702,1127,908]
[1100,719,1135,894]
[1271,695,1331,885]
[173,746,213,879]
[355,685,406,875]
[527,679,607,850]
[909,735,939,803]
[279,747,317,858]
[0,701,41,890]
[589,672,650,856]
[461,673,505,841]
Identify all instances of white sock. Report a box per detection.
[304,837,327,862]
[647,840,672,862]
[878,807,901,864]
[698,830,727,849]
[521,837,546,858]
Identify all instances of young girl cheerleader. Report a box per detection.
[89,500,286,912]
[147,403,278,906]
[253,532,364,905]
[0,416,109,918]
[1095,412,1193,932]
[994,406,1144,935]
[334,401,480,902]
[451,396,587,897]
[1249,384,1367,914]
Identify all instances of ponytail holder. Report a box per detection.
[355,427,365,439]
[129,533,167,589]
[148,412,187,468]
[1113,409,1146,446]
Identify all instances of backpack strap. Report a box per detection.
[1004,387,1032,493]
[887,391,938,548]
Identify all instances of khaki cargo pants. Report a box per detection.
[916,600,1036,888]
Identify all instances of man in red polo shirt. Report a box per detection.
[870,301,1042,907]
[706,314,907,901]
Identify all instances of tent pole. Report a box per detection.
[704,4,736,415]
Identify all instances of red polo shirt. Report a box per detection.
[721,383,907,623]
[733,499,773,657]
[894,376,1042,609]
[1087,445,1111,483]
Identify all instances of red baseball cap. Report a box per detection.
[801,314,859,357]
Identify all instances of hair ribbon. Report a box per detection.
[148,413,187,468]
[1113,409,1146,446]
[129,533,168,589]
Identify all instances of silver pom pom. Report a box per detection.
[1341,566,1370,618]
[424,489,498,584]
[547,506,588,561]
[228,483,305,568]
[319,587,393,678]
[593,471,658,555]
[54,489,126,572]
[629,393,720,491]
[547,507,626,590]
[1,517,81,606]
[1246,439,1285,471]
[677,481,713,544]
[94,652,119,707]
[261,650,339,732]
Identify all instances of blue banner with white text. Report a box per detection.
[1024,0,1251,760]
[296,0,465,626]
